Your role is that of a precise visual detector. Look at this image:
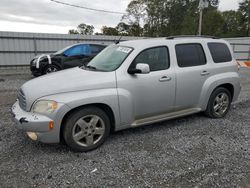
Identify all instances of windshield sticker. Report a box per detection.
[116,47,132,54]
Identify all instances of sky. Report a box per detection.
[0,0,241,34]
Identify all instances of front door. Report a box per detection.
[63,44,91,68]
[117,46,176,125]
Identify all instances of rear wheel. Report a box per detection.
[43,64,60,74]
[63,107,111,152]
[205,87,232,118]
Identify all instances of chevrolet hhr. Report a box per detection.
[11,36,241,152]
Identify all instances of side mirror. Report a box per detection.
[128,63,150,74]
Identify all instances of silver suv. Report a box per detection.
[11,36,241,152]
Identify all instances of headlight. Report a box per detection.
[33,100,58,115]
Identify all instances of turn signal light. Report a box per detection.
[49,121,54,130]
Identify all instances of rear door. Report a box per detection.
[174,43,209,110]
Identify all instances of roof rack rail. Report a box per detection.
[166,35,219,40]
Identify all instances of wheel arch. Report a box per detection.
[199,72,239,111]
[201,82,235,111]
[42,59,62,73]
[60,103,116,143]
[204,84,234,118]
[216,83,234,100]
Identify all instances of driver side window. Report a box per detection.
[131,46,170,71]
[64,44,90,57]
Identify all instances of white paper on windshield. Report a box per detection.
[116,47,132,54]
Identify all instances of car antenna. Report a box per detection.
[115,36,123,44]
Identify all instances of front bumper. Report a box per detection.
[30,64,42,76]
[11,101,60,143]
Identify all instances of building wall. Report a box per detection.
[0,31,249,67]
[0,31,142,66]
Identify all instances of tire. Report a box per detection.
[32,72,41,77]
[63,107,111,152]
[205,87,232,118]
[43,64,60,74]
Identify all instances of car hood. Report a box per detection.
[21,67,116,110]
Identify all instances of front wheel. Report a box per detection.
[205,87,232,118]
[43,64,60,74]
[31,72,41,77]
[63,107,111,152]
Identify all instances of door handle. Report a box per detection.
[200,71,210,76]
[159,76,171,82]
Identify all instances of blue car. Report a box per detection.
[30,43,106,76]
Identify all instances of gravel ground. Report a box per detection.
[0,68,250,187]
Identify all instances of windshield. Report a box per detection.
[86,45,133,72]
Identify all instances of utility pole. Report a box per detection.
[198,0,208,35]
[198,0,219,35]
[198,8,203,36]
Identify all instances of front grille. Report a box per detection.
[18,89,27,111]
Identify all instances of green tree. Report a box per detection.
[116,22,130,35]
[77,23,94,35]
[122,0,146,25]
[68,29,79,34]
[202,10,224,36]
[143,0,168,37]
[116,22,143,36]
[121,0,145,36]
[165,0,189,36]
[221,10,244,37]
[101,26,119,35]
[124,0,197,37]
[238,0,250,36]
[68,23,94,35]
[181,0,200,35]
[123,0,235,37]
[72,0,247,38]
[128,23,143,36]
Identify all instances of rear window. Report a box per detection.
[208,42,232,63]
[175,43,206,67]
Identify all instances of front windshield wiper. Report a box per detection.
[86,65,97,70]
[81,64,107,72]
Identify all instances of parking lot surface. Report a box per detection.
[0,68,250,187]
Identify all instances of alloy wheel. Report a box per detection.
[213,92,230,117]
[72,115,105,147]
[45,66,58,74]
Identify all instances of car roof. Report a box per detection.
[74,43,107,46]
[119,37,228,49]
